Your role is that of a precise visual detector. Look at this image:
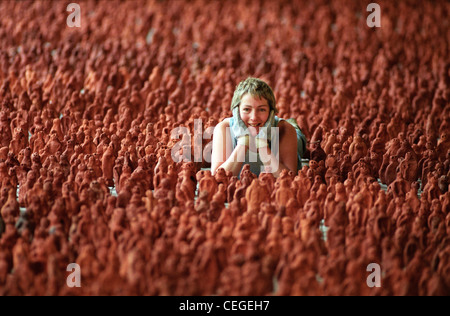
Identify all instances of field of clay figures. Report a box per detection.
[0,0,449,296]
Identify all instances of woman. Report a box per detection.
[211,77,306,178]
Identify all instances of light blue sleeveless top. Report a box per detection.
[228,116,306,177]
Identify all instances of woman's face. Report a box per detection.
[239,93,270,135]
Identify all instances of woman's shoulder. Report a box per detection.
[277,119,296,133]
[276,119,297,142]
[213,118,231,135]
[216,118,231,129]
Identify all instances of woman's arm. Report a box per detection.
[258,121,298,177]
[211,120,246,176]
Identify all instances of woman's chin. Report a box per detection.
[247,126,259,136]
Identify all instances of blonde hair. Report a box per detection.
[231,77,277,113]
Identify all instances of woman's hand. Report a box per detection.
[246,126,269,152]
[237,135,249,147]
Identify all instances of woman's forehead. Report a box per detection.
[240,93,269,107]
